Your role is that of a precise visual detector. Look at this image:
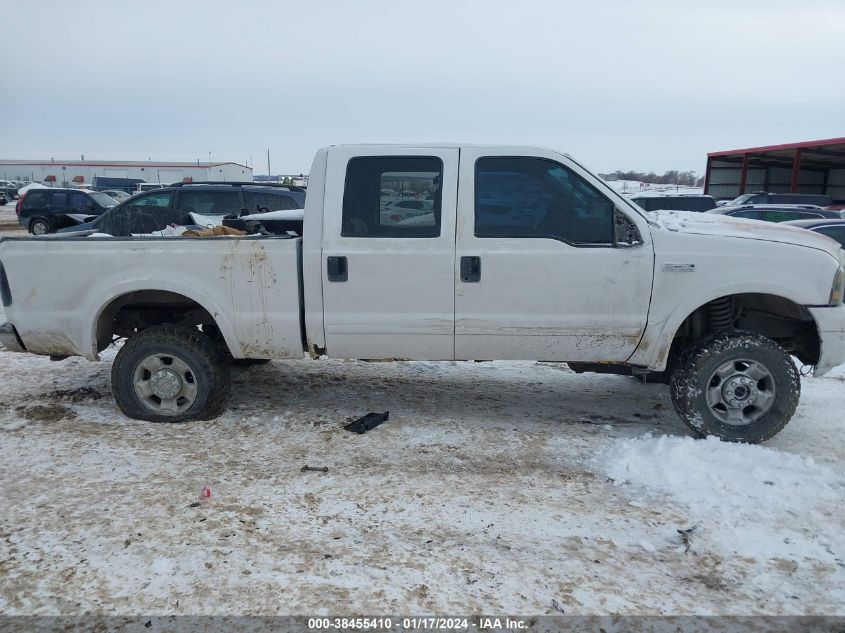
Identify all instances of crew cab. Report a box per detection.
[1,144,844,444]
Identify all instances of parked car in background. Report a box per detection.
[0,181,19,201]
[783,218,845,249]
[706,204,842,223]
[630,194,717,212]
[380,198,436,223]
[58,183,306,235]
[16,188,119,234]
[727,192,834,207]
[91,176,144,194]
[99,189,132,202]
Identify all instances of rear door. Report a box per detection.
[47,191,68,215]
[320,147,458,360]
[454,148,654,362]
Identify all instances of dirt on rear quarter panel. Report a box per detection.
[18,330,79,357]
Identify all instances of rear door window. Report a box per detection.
[176,190,241,215]
[244,191,300,212]
[50,192,68,208]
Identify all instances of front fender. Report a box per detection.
[628,281,826,371]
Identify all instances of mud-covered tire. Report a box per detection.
[670,331,800,443]
[111,325,231,423]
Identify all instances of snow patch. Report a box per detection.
[596,434,845,562]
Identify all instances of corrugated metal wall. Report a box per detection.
[828,169,845,202]
[707,160,842,200]
[706,160,740,199]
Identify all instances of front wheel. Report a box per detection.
[670,331,800,443]
[112,325,231,423]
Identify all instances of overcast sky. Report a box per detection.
[2,0,843,175]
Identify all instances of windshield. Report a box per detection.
[90,192,119,207]
[729,194,756,205]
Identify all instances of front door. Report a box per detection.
[454,148,654,362]
[321,147,459,360]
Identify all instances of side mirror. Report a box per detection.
[613,209,643,247]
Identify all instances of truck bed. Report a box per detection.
[0,234,305,360]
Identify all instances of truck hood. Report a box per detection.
[650,210,844,260]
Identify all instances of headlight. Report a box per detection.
[830,265,845,305]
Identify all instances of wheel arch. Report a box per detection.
[631,290,820,371]
[90,286,239,359]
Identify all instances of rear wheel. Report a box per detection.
[112,325,230,423]
[670,331,799,443]
[29,217,51,235]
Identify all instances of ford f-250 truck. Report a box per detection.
[1,145,844,443]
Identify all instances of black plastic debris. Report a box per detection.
[344,411,389,434]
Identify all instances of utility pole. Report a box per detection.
[267,149,271,181]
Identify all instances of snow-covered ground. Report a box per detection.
[1,308,843,615]
[605,180,704,197]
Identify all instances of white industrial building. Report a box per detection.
[0,159,253,187]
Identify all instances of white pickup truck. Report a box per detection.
[1,145,844,443]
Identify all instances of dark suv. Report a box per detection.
[17,188,120,234]
[58,183,306,235]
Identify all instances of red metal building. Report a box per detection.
[703,137,845,202]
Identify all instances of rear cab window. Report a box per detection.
[342,156,443,237]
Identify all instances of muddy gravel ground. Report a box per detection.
[0,344,844,616]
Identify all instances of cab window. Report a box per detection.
[342,156,442,238]
[474,157,613,245]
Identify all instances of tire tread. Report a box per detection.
[670,330,799,443]
[111,325,230,423]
